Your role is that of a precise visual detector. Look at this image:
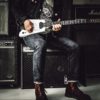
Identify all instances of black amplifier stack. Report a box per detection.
[0,37,19,87]
[72,0,100,77]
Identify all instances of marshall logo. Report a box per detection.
[89,9,100,15]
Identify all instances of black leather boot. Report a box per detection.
[35,84,48,100]
[65,82,91,100]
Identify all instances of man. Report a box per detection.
[12,0,91,100]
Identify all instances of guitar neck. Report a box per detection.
[60,19,100,25]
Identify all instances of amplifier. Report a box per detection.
[72,5,100,77]
[74,5,100,19]
[73,5,100,45]
[21,44,68,88]
[0,38,18,87]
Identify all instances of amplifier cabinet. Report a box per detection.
[72,5,100,45]
[21,45,68,88]
[74,6,100,19]
[72,5,100,77]
[21,46,33,89]
[0,37,18,87]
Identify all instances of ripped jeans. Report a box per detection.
[23,33,80,83]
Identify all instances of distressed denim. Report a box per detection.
[23,33,79,82]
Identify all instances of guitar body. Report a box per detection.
[19,19,46,37]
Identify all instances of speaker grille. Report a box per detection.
[21,52,33,89]
[0,38,18,87]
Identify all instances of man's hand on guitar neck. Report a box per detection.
[52,18,62,32]
[52,23,62,32]
[24,19,34,33]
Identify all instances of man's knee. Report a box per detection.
[34,39,46,50]
[69,41,79,52]
[73,43,79,50]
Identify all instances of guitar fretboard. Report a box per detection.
[60,19,100,25]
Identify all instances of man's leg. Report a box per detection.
[23,34,48,100]
[48,36,79,80]
[49,36,91,100]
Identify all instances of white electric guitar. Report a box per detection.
[19,19,100,37]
